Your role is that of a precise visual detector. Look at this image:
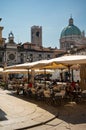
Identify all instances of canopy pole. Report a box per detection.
[27,69,30,83]
[68,65,71,82]
[71,69,74,82]
[44,68,46,87]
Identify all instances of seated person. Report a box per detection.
[28,82,32,88]
[65,82,73,96]
[28,79,33,88]
[75,82,81,91]
[71,81,76,91]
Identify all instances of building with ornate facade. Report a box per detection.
[0,17,86,68]
[0,20,65,67]
[60,17,86,51]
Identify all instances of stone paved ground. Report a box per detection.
[0,88,86,130]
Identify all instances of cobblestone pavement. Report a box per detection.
[0,88,86,130]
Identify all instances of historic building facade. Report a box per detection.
[31,26,42,47]
[60,17,86,51]
[0,17,86,68]
[0,21,64,67]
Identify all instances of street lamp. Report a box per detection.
[67,45,77,81]
[67,45,77,55]
[26,53,33,63]
[26,56,33,83]
[27,56,32,62]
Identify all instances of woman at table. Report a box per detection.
[71,81,76,91]
[65,82,72,96]
[75,82,81,91]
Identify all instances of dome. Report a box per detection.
[60,17,81,38]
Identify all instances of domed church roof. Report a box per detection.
[60,17,81,38]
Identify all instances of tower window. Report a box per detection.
[47,54,50,59]
[21,53,23,56]
[0,57,2,62]
[36,31,40,37]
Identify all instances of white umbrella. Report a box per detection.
[48,55,86,65]
[5,60,50,70]
[0,68,3,73]
[3,69,28,74]
[35,69,54,74]
[4,55,86,70]
[4,60,50,83]
[70,64,80,70]
[47,55,86,82]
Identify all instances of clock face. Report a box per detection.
[9,53,15,60]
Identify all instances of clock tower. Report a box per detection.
[6,32,18,66]
[0,18,6,45]
[31,25,42,47]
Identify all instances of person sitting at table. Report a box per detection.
[65,82,73,97]
[23,83,28,95]
[71,81,81,99]
[71,80,76,91]
[28,78,33,88]
[28,82,32,88]
[75,82,81,91]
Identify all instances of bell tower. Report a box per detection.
[31,26,42,47]
[0,18,4,45]
[8,31,14,43]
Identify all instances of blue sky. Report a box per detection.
[0,0,86,48]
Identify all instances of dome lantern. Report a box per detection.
[69,17,73,26]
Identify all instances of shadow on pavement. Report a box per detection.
[0,108,8,121]
[57,103,86,124]
[9,91,86,125]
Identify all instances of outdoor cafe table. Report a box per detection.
[72,90,82,98]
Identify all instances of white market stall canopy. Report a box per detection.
[3,69,54,74]
[5,60,50,70]
[0,68,3,73]
[48,55,86,66]
[3,69,28,74]
[4,55,86,70]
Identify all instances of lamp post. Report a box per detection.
[27,56,33,63]
[26,56,33,83]
[67,45,77,82]
[26,57,30,83]
[67,45,77,55]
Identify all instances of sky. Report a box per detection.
[0,0,86,48]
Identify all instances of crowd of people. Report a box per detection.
[9,78,81,106]
[65,80,81,97]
